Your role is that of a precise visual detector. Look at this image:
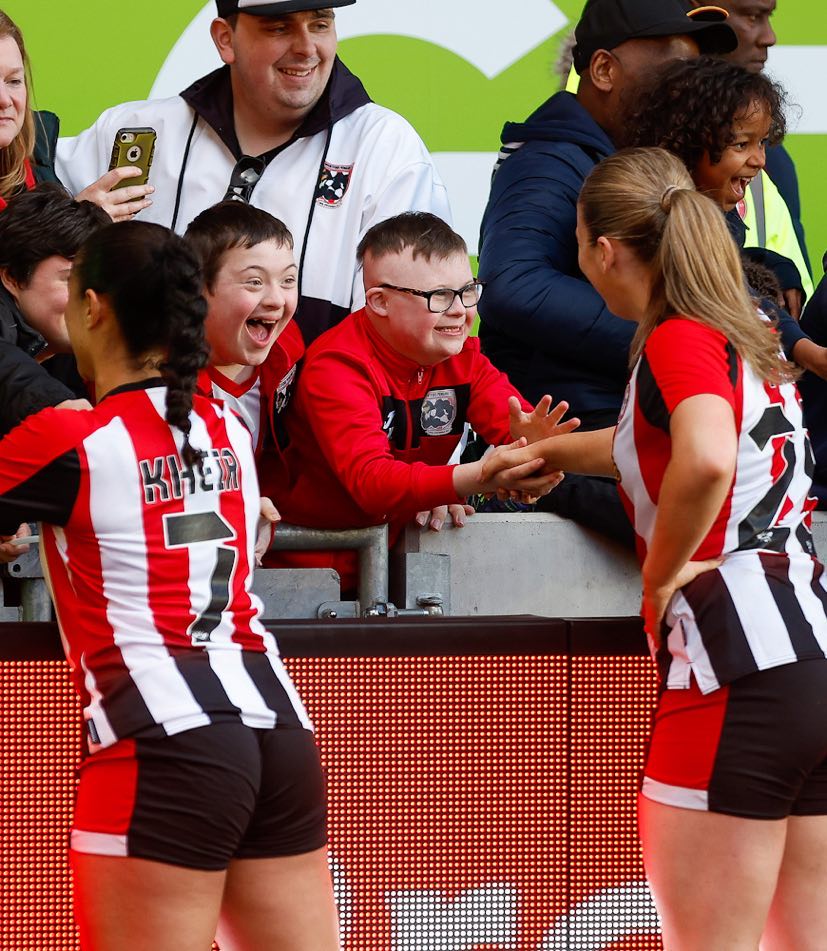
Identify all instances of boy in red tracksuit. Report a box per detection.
[270,211,575,590]
[185,202,304,496]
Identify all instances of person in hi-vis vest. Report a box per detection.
[565,0,812,311]
[699,0,813,310]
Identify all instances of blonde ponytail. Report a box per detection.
[579,148,793,383]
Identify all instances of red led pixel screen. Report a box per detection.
[1,648,660,950]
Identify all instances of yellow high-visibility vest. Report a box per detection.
[741,171,814,300]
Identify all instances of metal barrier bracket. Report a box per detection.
[318,601,361,620]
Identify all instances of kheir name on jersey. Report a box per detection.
[139,447,241,505]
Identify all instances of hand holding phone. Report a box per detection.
[108,127,156,189]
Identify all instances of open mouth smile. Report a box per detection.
[245,316,280,346]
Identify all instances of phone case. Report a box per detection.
[108,127,157,189]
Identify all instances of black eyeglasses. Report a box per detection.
[223,155,267,204]
[376,281,485,314]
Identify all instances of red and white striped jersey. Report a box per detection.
[614,317,827,693]
[201,367,266,453]
[0,380,311,750]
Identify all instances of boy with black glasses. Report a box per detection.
[267,211,574,590]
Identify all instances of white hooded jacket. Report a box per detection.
[57,60,451,342]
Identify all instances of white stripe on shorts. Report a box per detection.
[641,776,709,811]
[70,829,129,857]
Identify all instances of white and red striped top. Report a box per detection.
[614,317,827,693]
[0,380,311,750]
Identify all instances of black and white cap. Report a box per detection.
[217,0,356,16]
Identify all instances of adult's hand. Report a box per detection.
[76,167,154,222]
[0,522,32,564]
[475,438,563,498]
[641,557,723,646]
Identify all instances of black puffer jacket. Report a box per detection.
[0,286,82,438]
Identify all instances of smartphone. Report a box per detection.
[108,127,156,189]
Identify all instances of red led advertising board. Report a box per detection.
[1,623,661,950]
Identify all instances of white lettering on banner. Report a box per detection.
[537,881,661,951]
[328,866,661,949]
[329,854,354,944]
[385,884,520,950]
[149,1,566,99]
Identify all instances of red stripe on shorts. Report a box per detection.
[73,739,138,834]
[645,680,730,790]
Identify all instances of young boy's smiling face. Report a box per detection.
[204,238,298,381]
[364,248,477,367]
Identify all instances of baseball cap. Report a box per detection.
[572,0,738,74]
[217,0,356,17]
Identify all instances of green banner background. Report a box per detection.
[6,0,825,274]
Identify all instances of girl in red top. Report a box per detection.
[0,221,339,950]
[487,148,827,949]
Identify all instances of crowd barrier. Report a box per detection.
[6,512,827,622]
[1,616,661,951]
[2,513,642,623]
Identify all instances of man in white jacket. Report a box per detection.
[57,0,451,342]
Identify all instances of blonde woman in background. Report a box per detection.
[0,9,151,216]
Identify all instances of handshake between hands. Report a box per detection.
[488,394,580,502]
[435,395,579,529]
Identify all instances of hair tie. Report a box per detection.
[660,185,680,213]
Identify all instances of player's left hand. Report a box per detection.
[642,558,723,645]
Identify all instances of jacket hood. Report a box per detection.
[501,91,613,155]
[181,57,371,159]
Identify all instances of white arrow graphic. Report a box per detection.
[766,46,827,135]
[149,0,567,99]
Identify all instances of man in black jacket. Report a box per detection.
[476,0,736,544]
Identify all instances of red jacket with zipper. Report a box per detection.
[268,308,529,587]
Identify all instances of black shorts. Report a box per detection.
[71,722,327,870]
[642,659,827,820]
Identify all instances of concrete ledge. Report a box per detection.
[395,513,641,617]
[395,512,827,618]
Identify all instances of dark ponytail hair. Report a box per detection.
[73,221,209,467]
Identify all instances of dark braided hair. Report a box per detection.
[630,56,786,174]
[73,221,209,468]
